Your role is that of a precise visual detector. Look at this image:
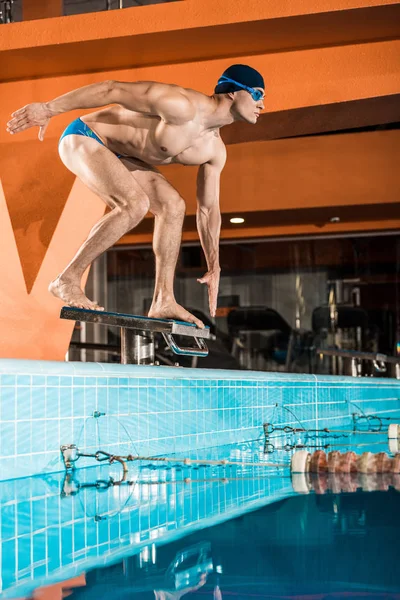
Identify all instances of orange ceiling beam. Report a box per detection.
[2,0,399,49]
[0,1,399,81]
[119,220,400,247]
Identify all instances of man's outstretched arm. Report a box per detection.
[6,80,194,139]
[196,141,227,317]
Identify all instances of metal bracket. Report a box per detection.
[162,333,208,357]
[60,444,78,470]
[60,306,209,365]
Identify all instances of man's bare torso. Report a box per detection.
[81,84,223,167]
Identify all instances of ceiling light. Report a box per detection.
[230,217,245,224]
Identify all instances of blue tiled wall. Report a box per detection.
[0,359,400,481]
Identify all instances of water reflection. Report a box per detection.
[24,488,400,599]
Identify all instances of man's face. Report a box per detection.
[232,88,265,124]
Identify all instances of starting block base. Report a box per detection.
[60,306,210,365]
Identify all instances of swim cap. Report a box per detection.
[214,64,265,94]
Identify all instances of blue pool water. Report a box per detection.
[6,485,400,599]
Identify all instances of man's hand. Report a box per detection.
[6,102,52,141]
[197,269,220,317]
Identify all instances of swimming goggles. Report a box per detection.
[217,76,265,101]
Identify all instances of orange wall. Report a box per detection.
[1,47,398,290]
[0,0,399,359]
[2,40,400,142]
[161,130,400,214]
[0,178,104,359]
[120,130,400,243]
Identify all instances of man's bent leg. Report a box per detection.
[123,165,204,328]
[51,135,150,310]
[147,184,204,328]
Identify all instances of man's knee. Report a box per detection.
[156,190,185,220]
[117,194,150,225]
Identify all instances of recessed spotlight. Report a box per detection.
[230,217,245,224]
[330,216,340,223]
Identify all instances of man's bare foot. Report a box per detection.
[148,301,204,329]
[48,275,104,311]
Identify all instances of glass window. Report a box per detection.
[69,233,400,376]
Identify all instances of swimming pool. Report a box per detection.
[1,359,399,598]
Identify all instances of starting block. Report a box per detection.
[60,306,210,365]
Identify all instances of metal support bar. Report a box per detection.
[317,347,400,378]
[121,329,154,365]
[316,347,400,365]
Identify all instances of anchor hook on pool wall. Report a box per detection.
[60,444,79,470]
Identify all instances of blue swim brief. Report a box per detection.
[59,117,122,158]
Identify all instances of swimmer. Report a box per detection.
[6,65,265,326]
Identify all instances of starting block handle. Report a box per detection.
[162,333,209,357]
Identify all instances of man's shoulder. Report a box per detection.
[143,81,198,123]
[147,81,214,114]
[150,81,208,101]
[168,84,214,110]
